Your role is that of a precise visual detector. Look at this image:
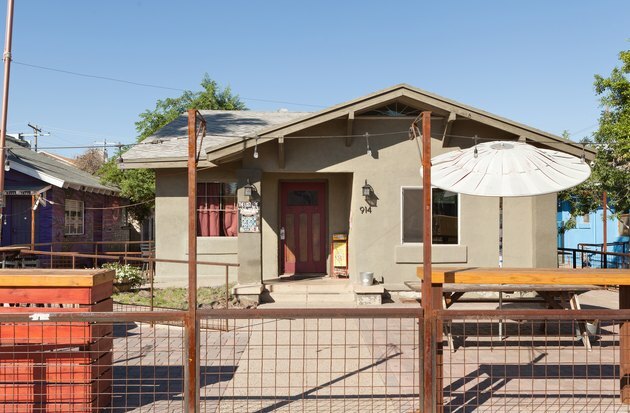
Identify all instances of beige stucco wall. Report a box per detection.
[152,116,559,287]
[154,168,239,287]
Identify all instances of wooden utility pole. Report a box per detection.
[185,109,203,412]
[0,0,15,238]
[27,123,42,152]
[420,111,443,412]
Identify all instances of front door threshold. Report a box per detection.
[277,273,328,281]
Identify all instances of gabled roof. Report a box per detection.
[6,135,119,195]
[120,84,595,168]
[121,110,310,166]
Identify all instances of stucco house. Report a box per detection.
[1,135,130,265]
[120,84,594,301]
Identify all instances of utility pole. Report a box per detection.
[94,139,110,160]
[0,0,15,234]
[27,123,43,152]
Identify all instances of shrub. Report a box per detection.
[102,262,144,289]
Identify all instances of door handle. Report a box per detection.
[280,227,285,240]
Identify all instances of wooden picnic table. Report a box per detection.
[405,280,604,307]
[0,246,30,268]
[405,280,605,351]
[416,266,630,403]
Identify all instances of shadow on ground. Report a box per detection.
[111,365,237,412]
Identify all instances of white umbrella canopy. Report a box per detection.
[431,141,591,197]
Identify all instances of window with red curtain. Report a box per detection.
[197,182,237,237]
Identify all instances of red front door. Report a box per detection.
[280,182,326,274]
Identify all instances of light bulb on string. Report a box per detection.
[253,136,259,159]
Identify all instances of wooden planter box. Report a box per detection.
[0,269,114,412]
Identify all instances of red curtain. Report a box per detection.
[197,183,220,236]
[223,201,237,237]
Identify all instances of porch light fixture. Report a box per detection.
[244,179,256,197]
[365,132,372,156]
[253,136,259,159]
[362,179,373,199]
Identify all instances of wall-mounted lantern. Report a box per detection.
[362,179,373,199]
[361,179,378,207]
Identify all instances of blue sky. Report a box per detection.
[1,0,628,157]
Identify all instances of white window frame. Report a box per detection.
[64,199,84,235]
[400,186,461,245]
[578,213,591,229]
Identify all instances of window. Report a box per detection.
[288,190,318,206]
[197,182,237,237]
[402,188,458,244]
[64,199,84,235]
[578,213,591,228]
[120,207,130,228]
[619,214,629,237]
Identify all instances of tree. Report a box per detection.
[74,148,105,174]
[98,75,246,221]
[559,49,630,228]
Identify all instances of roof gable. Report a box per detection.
[252,84,592,158]
[120,84,595,167]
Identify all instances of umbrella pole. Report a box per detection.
[499,197,505,338]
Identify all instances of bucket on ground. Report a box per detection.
[360,272,374,286]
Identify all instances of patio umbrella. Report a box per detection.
[430,140,591,335]
[431,140,591,265]
[431,141,591,198]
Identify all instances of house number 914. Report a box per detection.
[360,206,372,214]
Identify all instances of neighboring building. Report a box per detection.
[120,84,595,299]
[1,135,130,263]
[557,201,629,267]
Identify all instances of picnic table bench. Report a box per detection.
[416,266,630,402]
[405,280,605,351]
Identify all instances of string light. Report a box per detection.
[253,136,259,159]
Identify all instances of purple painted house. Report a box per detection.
[1,135,131,263]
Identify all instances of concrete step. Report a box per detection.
[262,291,356,304]
[265,279,353,294]
[262,278,355,303]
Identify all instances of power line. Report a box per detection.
[14,61,185,92]
[14,60,327,108]
[0,129,612,152]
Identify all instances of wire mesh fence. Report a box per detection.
[0,309,422,412]
[198,309,422,412]
[438,310,630,413]
[3,307,630,412]
[0,312,187,413]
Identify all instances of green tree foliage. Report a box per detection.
[98,75,246,221]
[559,49,630,229]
